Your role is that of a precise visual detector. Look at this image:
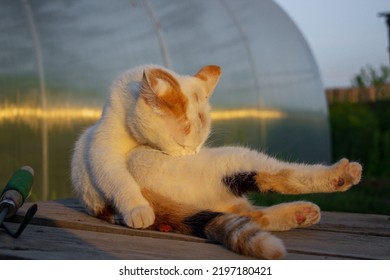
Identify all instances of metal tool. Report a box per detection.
[0,166,38,238]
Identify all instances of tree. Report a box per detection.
[351,64,390,88]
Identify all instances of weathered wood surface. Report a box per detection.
[0,199,389,260]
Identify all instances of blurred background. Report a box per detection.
[0,0,388,214]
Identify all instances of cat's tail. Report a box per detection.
[141,189,286,260]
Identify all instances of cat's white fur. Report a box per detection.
[128,145,362,215]
[71,64,221,228]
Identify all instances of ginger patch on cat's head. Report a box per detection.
[141,68,188,120]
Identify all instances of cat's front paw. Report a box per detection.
[331,158,362,192]
[124,205,155,229]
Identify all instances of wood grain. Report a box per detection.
[1,199,389,260]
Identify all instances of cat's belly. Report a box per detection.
[128,147,237,210]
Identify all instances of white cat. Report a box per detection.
[72,64,362,259]
[71,64,222,228]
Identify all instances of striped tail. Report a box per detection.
[142,189,286,259]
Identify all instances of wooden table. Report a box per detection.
[1,199,389,260]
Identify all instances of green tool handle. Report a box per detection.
[1,166,34,203]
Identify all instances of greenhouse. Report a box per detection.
[0,0,331,201]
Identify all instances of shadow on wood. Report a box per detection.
[1,199,389,260]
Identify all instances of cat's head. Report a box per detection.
[128,65,221,156]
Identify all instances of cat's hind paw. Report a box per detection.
[331,159,362,192]
[294,203,321,228]
[258,201,320,231]
[124,205,155,229]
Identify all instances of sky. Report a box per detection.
[273,0,390,88]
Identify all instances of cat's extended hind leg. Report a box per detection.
[223,158,362,195]
[256,158,362,194]
[223,200,320,232]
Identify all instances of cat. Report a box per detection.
[72,63,362,259]
[71,64,222,229]
[128,146,362,259]
[121,65,362,259]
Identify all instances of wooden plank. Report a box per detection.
[0,223,252,260]
[8,199,203,243]
[311,211,390,237]
[3,199,389,260]
[0,223,346,260]
[274,229,390,260]
[16,199,390,237]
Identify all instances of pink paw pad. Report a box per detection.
[295,212,306,224]
[295,206,320,226]
[333,178,345,188]
[295,208,309,224]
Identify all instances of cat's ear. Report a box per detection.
[194,65,222,98]
[141,68,187,117]
[140,70,159,108]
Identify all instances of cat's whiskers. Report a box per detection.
[204,127,228,146]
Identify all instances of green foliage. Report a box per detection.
[351,64,390,88]
[329,101,390,177]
